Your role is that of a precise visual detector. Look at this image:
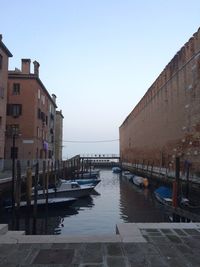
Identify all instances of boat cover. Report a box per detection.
[154,186,172,198]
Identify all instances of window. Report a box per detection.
[38,89,41,99]
[37,127,40,137]
[7,104,22,117]
[0,54,2,70]
[38,108,40,119]
[0,87,4,98]
[41,95,45,105]
[13,83,20,95]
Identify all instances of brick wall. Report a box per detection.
[120,27,200,175]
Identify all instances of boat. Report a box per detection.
[132,176,149,188]
[154,186,189,206]
[112,167,122,173]
[34,180,95,200]
[71,178,101,186]
[5,197,77,210]
[75,169,100,178]
[154,186,173,205]
[123,171,134,181]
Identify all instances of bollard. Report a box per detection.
[26,166,32,208]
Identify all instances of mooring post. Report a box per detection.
[185,161,191,199]
[26,162,32,208]
[46,160,49,206]
[172,157,180,208]
[33,161,39,219]
[16,160,21,211]
[42,160,46,196]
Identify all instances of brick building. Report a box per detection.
[55,110,64,161]
[0,35,12,170]
[120,27,200,175]
[5,59,57,163]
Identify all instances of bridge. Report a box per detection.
[79,154,120,160]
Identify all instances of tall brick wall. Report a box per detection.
[120,27,200,175]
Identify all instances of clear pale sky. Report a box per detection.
[1,0,200,158]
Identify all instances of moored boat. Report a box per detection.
[5,197,77,210]
[154,186,189,206]
[112,167,122,173]
[154,186,173,205]
[71,178,101,186]
[34,180,95,200]
[123,171,134,181]
[132,176,149,188]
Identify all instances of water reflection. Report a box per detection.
[119,176,170,222]
[0,169,174,235]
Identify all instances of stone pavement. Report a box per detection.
[0,223,200,266]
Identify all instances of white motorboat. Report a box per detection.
[35,180,95,199]
[123,171,134,181]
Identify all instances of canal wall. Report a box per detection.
[120,27,200,176]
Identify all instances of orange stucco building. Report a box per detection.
[0,35,12,170]
[5,59,57,162]
[120,28,200,175]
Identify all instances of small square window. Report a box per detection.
[13,83,20,95]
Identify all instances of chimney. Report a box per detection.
[21,59,31,74]
[33,60,40,77]
[52,94,57,104]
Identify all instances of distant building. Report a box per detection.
[120,27,200,175]
[5,59,57,162]
[55,110,64,161]
[0,35,12,170]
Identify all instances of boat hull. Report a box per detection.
[36,186,95,200]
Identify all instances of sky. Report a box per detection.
[1,0,200,158]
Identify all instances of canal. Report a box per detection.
[0,168,171,235]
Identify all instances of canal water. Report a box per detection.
[0,169,171,235]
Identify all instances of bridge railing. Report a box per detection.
[80,154,120,158]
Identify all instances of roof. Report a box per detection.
[0,38,12,57]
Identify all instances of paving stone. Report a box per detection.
[71,244,85,265]
[173,229,188,236]
[1,247,32,265]
[82,244,103,264]
[148,236,170,244]
[181,237,200,249]
[166,235,182,243]
[106,256,128,267]
[162,256,188,267]
[21,265,79,267]
[105,243,123,256]
[147,255,169,267]
[127,255,148,266]
[124,243,159,257]
[81,264,104,267]
[33,249,74,265]
[142,235,151,242]
[0,264,19,267]
[160,229,174,234]
[183,228,200,235]
[156,244,180,258]
[0,244,20,257]
[145,232,163,236]
[182,254,200,267]
[51,243,69,249]
[175,244,193,254]
[21,248,40,265]
[145,229,160,233]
